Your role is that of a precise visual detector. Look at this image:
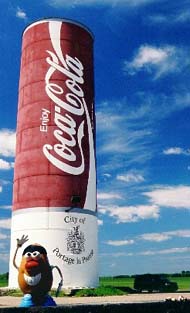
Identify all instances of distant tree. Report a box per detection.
[181,271,190,277]
[0,272,8,280]
[114,275,130,279]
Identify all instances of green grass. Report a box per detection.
[100,276,190,292]
[0,275,189,297]
[168,276,190,291]
[100,276,134,289]
[0,280,8,287]
[0,273,8,287]
[2,289,23,297]
[74,286,125,297]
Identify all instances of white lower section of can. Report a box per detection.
[9,208,98,289]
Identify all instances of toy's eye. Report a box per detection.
[32,251,40,257]
[24,252,32,258]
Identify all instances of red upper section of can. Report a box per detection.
[13,19,96,211]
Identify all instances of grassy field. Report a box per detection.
[0,276,190,295]
[0,274,8,288]
[100,276,190,291]
[0,280,8,288]
[100,276,134,289]
[168,276,190,291]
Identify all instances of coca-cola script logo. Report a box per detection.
[43,25,87,175]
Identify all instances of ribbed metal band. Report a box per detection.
[12,207,97,217]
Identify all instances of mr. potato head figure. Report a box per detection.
[13,235,63,307]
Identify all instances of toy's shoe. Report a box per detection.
[19,294,34,307]
[19,294,57,307]
[43,295,57,307]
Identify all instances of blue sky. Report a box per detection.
[0,0,190,276]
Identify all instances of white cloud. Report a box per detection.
[163,147,190,156]
[147,15,169,24]
[139,229,190,242]
[176,11,190,23]
[99,126,151,155]
[101,246,190,258]
[0,233,9,240]
[125,45,173,75]
[109,263,117,268]
[117,172,145,183]
[101,247,190,258]
[108,228,190,245]
[0,159,14,170]
[134,46,169,66]
[48,0,112,7]
[0,186,2,193]
[144,186,190,209]
[98,219,103,226]
[103,204,159,223]
[0,179,11,185]
[96,93,190,210]
[140,247,190,256]
[0,129,16,157]
[97,192,123,200]
[101,252,134,258]
[96,111,125,133]
[106,239,135,246]
[98,185,190,224]
[148,10,190,25]
[0,253,9,263]
[0,205,12,210]
[169,229,190,238]
[16,7,27,20]
[96,95,183,173]
[0,243,6,250]
[48,0,157,8]
[124,45,190,79]
[140,233,171,242]
[103,173,112,178]
[98,204,109,215]
[0,218,11,229]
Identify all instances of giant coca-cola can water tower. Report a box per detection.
[9,19,98,288]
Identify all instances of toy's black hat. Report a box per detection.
[22,244,47,256]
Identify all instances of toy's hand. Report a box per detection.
[16,235,29,248]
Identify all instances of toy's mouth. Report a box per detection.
[25,259,41,276]
[24,273,41,286]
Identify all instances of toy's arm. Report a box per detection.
[52,265,63,280]
[13,235,29,270]
[51,265,63,297]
